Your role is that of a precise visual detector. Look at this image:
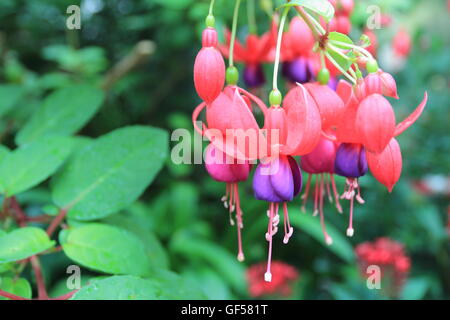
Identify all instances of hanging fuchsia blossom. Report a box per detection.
[220,22,276,88]
[191,0,428,284]
[193,27,225,104]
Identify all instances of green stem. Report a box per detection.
[303,10,326,35]
[272,7,290,90]
[295,6,321,40]
[320,50,326,69]
[208,0,215,15]
[247,0,257,34]
[329,40,373,59]
[327,43,354,62]
[229,0,242,67]
[324,51,356,84]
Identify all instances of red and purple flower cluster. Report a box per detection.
[191,0,427,282]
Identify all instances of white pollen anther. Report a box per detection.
[237,253,245,262]
[325,236,333,245]
[346,228,354,237]
[264,272,272,282]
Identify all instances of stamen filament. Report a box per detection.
[283,202,293,244]
[265,203,274,282]
[234,184,245,261]
[301,174,312,212]
[330,174,343,213]
[319,174,333,245]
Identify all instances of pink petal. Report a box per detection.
[367,138,402,192]
[394,92,428,136]
[356,94,396,153]
[282,84,322,155]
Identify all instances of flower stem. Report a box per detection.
[324,51,356,84]
[229,0,242,67]
[247,0,257,34]
[272,7,290,91]
[295,6,321,40]
[208,0,215,16]
[329,40,374,59]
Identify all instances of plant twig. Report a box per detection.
[51,289,79,300]
[30,255,48,300]
[101,40,155,91]
[0,289,29,300]
[46,208,68,237]
[10,196,27,227]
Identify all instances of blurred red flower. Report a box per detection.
[247,261,299,297]
[356,237,410,297]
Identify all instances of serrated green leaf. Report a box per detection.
[0,85,24,117]
[0,227,55,263]
[0,277,32,300]
[289,207,355,263]
[0,136,73,196]
[16,85,104,145]
[278,0,334,22]
[52,126,168,220]
[60,223,151,276]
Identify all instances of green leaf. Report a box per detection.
[72,272,206,300]
[289,207,355,263]
[60,223,151,276]
[0,136,73,196]
[328,31,354,48]
[0,145,9,163]
[0,227,55,263]
[150,269,206,299]
[104,213,169,269]
[52,126,168,220]
[400,277,430,300]
[16,85,104,145]
[278,0,334,22]
[0,85,24,117]
[170,233,246,294]
[326,32,355,72]
[0,277,32,300]
[71,275,160,300]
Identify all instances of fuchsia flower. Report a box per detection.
[252,84,322,281]
[247,261,299,297]
[220,23,276,88]
[191,3,429,284]
[327,0,354,35]
[332,77,428,236]
[281,17,316,84]
[301,137,342,245]
[194,27,225,104]
[356,238,411,297]
[363,29,378,57]
[192,84,268,261]
[392,29,412,58]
